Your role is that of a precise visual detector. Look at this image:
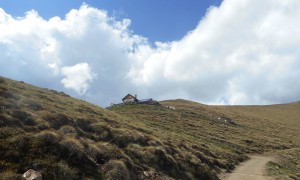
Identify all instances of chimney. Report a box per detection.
[135,94,137,99]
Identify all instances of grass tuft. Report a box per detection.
[0,170,21,180]
[102,160,131,180]
[36,130,60,144]
[42,113,73,129]
[60,137,84,159]
[59,125,76,135]
[0,77,5,84]
[111,128,149,148]
[51,160,79,180]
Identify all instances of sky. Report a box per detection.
[0,0,300,107]
[0,0,222,43]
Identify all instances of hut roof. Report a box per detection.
[122,94,138,101]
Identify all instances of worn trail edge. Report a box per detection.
[221,155,275,180]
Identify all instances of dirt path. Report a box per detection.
[221,155,275,180]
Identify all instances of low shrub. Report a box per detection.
[60,137,85,163]
[95,142,125,160]
[2,135,33,163]
[43,113,73,129]
[102,160,131,180]
[26,100,43,111]
[0,90,18,99]
[0,170,21,180]
[0,114,8,127]
[0,127,23,139]
[58,138,103,179]
[194,151,215,167]
[91,123,112,141]
[59,125,76,135]
[194,164,219,180]
[111,128,149,148]
[147,139,163,146]
[22,116,37,126]
[148,147,179,175]
[35,130,60,144]
[37,123,50,130]
[0,77,5,84]
[9,110,37,126]
[51,160,79,180]
[75,118,92,132]
[86,144,108,164]
[126,145,180,178]
[35,131,62,155]
[11,110,29,120]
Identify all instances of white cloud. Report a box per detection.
[0,4,145,105]
[0,1,300,106]
[61,63,96,95]
[129,0,300,105]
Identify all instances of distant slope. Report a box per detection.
[161,99,300,150]
[160,100,300,179]
[111,99,299,179]
[0,76,299,179]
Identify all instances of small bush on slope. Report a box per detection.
[102,160,131,180]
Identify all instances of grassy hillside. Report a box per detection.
[0,76,299,179]
[159,100,300,179]
[110,99,300,179]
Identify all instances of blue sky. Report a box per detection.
[0,0,222,43]
[0,0,300,106]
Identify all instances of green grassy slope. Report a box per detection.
[0,76,299,179]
